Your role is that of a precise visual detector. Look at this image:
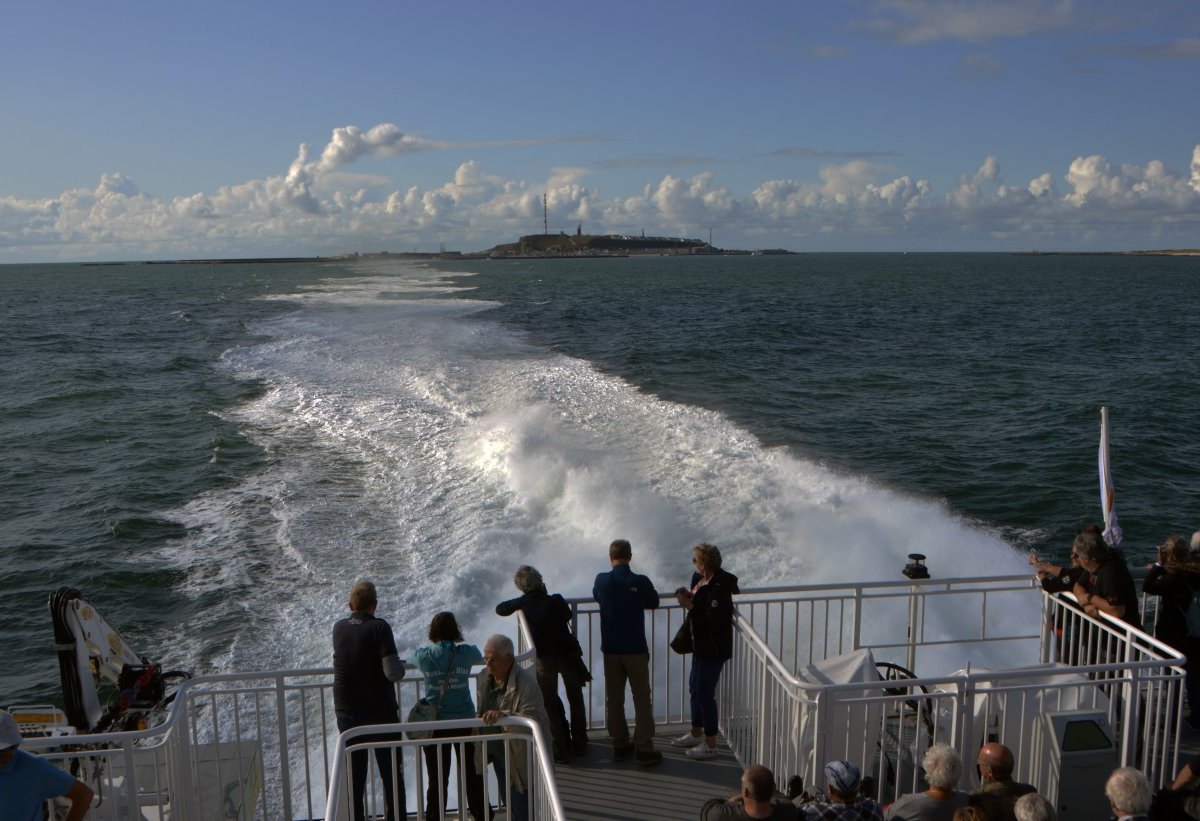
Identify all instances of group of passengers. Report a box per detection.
[328,523,1200,821]
[702,741,1200,820]
[330,539,735,821]
[1031,525,1200,729]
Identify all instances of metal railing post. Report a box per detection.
[275,672,294,820]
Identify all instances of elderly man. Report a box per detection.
[1012,794,1056,821]
[969,742,1036,821]
[332,579,406,821]
[700,764,800,819]
[1104,767,1152,820]
[478,634,553,821]
[795,759,883,820]
[0,709,94,821]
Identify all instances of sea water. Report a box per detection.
[1,254,1197,706]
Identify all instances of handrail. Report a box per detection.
[22,573,1179,819]
[323,716,565,820]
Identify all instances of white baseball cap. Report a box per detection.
[0,710,22,748]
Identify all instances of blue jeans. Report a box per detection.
[336,713,405,821]
[689,658,725,737]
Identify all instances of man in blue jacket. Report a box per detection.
[592,539,661,766]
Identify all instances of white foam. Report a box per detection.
[153,262,1034,676]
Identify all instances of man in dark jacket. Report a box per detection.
[496,565,590,761]
[332,579,406,821]
[592,539,662,766]
[969,743,1036,821]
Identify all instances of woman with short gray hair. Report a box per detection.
[495,566,590,763]
[884,743,968,820]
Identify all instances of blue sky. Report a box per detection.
[2,0,1198,261]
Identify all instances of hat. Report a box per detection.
[825,759,861,796]
[0,710,22,749]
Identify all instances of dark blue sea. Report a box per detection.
[2,254,1197,705]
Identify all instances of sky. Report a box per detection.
[2,0,1198,262]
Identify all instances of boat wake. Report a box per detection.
[149,263,1033,676]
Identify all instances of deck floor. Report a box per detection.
[553,726,742,821]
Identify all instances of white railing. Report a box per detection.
[712,581,1183,804]
[23,574,1182,819]
[24,615,561,820]
[324,716,564,821]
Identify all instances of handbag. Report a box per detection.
[670,618,693,655]
[406,645,456,740]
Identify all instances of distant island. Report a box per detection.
[76,238,1198,267]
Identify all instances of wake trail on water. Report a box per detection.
[150,265,1034,677]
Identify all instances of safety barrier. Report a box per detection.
[23,575,1183,819]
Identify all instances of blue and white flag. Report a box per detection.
[1098,406,1123,546]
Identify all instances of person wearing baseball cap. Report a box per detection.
[795,759,884,820]
[0,709,94,821]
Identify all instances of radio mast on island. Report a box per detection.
[543,193,548,235]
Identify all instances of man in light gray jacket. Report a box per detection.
[478,634,553,821]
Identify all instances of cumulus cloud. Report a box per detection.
[316,124,434,171]
[862,0,1079,44]
[1,123,1198,260]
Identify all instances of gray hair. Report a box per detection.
[513,565,544,594]
[485,634,515,658]
[1191,530,1200,554]
[921,743,962,790]
[1013,793,1055,821]
[1105,767,1151,815]
[1072,530,1110,564]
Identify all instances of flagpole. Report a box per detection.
[1099,406,1123,546]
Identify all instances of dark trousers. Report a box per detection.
[421,727,489,819]
[489,754,529,821]
[535,655,588,756]
[337,713,404,821]
[689,658,725,737]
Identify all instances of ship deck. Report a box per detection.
[556,726,741,820]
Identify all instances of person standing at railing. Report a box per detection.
[332,579,406,821]
[495,565,591,764]
[592,538,663,766]
[674,541,739,761]
[477,634,553,821]
[412,611,488,820]
[1142,535,1200,730]
[1071,529,1142,630]
[1028,524,1095,594]
[0,709,94,821]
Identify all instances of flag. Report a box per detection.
[1098,406,1122,546]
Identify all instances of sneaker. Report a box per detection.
[613,743,634,761]
[635,749,663,767]
[671,732,704,747]
[686,743,718,760]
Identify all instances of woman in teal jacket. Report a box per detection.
[412,611,488,819]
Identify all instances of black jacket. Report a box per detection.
[1144,565,1200,649]
[495,588,582,658]
[687,568,740,661]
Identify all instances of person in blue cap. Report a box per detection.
[796,759,884,821]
